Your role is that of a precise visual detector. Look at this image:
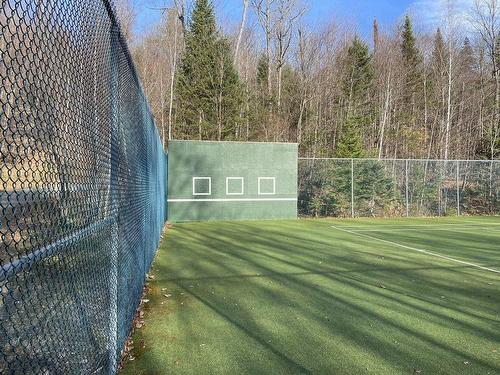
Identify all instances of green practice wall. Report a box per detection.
[167,140,298,221]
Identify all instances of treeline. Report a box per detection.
[120,0,499,160]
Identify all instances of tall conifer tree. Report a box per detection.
[176,0,241,140]
[399,14,423,148]
[336,37,373,158]
[431,28,446,75]
[401,15,422,81]
[400,15,422,100]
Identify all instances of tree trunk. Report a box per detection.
[444,43,453,160]
[234,0,249,64]
[266,0,272,99]
[378,71,391,159]
[277,64,283,110]
[168,15,179,142]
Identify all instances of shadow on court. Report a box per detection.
[120,218,500,375]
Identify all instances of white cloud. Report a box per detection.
[409,0,475,33]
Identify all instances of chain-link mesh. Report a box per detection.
[299,158,500,218]
[1,0,167,373]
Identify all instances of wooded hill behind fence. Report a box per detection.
[299,158,499,218]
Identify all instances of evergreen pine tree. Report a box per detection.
[431,28,446,74]
[429,28,447,105]
[256,54,268,88]
[459,37,475,73]
[401,15,421,70]
[214,36,241,139]
[343,36,374,112]
[400,15,422,94]
[399,14,423,143]
[176,0,242,140]
[373,19,379,54]
[256,54,270,109]
[335,115,365,158]
[336,36,373,158]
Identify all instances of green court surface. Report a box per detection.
[120,217,500,375]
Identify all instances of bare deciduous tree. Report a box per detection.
[274,0,304,110]
[127,0,499,160]
[470,0,499,159]
[235,0,250,64]
[115,0,136,44]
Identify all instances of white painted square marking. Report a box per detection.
[193,177,212,196]
[226,177,244,195]
[258,177,276,195]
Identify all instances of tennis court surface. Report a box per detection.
[121,216,500,375]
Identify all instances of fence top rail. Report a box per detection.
[299,157,500,163]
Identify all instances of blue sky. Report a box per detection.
[304,0,414,34]
[132,0,445,39]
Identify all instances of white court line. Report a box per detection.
[456,218,500,225]
[349,227,497,232]
[168,198,297,202]
[331,225,500,275]
[334,223,500,230]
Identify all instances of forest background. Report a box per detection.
[116,0,499,160]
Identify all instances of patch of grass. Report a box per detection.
[121,217,500,375]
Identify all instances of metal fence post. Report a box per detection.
[490,160,494,202]
[351,159,354,218]
[405,159,409,217]
[108,21,119,375]
[456,160,460,216]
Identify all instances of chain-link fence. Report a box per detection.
[299,158,500,218]
[1,0,167,373]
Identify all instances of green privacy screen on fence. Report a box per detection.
[167,141,298,221]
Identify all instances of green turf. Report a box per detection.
[120,217,500,375]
